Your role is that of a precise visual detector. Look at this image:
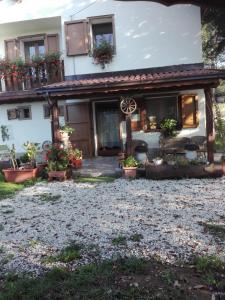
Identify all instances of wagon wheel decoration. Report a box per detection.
[120,97,137,115]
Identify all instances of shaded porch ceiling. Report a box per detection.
[115,0,225,7]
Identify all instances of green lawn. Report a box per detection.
[0,256,224,300]
[0,173,25,200]
[0,173,35,200]
[74,176,116,184]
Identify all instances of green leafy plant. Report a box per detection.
[59,124,74,136]
[0,125,10,142]
[46,144,68,172]
[9,144,18,170]
[23,142,40,167]
[91,40,114,69]
[214,102,225,156]
[122,156,139,168]
[160,118,177,138]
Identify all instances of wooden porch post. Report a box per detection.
[46,93,60,144]
[204,87,214,163]
[126,114,132,156]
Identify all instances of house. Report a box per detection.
[0,0,225,162]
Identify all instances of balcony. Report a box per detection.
[0,58,64,93]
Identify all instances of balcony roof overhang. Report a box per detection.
[114,0,225,7]
[35,64,225,100]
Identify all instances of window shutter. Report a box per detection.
[181,95,198,128]
[5,39,19,60]
[65,20,89,56]
[46,34,59,53]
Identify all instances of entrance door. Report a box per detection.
[95,102,121,156]
[65,103,93,157]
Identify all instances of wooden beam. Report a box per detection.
[46,94,60,144]
[126,114,132,156]
[204,87,214,163]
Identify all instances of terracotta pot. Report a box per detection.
[123,167,137,179]
[2,168,38,183]
[48,170,67,181]
[222,162,225,176]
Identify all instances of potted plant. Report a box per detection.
[160,118,177,138]
[46,144,69,181]
[91,40,114,69]
[23,141,40,168]
[122,156,139,179]
[59,124,74,148]
[68,148,83,169]
[2,144,38,183]
[152,157,164,166]
[184,143,199,160]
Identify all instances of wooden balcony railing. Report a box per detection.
[0,60,64,93]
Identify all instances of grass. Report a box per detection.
[43,243,82,264]
[112,235,127,246]
[74,176,116,184]
[0,172,35,200]
[129,233,143,242]
[1,256,225,300]
[38,193,61,203]
[200,221,225,239]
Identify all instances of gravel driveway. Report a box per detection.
[0,178,225,274]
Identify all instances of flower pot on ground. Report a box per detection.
[3,168,38,183]
[68,148,83,169]
[2,144,38,183]
[46,144,70,181]
[122,156,139,179]
[221,155,225,175]
[153,157,164,166]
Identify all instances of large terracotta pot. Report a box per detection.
[3,168,38,183]
[123,167,137,179]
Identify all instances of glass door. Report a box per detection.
[96,102,121,156]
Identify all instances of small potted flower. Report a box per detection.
[59,124,74,148]
[122,156,139,179]
[68,148,83,169]
[46,144,69,181]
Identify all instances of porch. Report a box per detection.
[37,63,225,164]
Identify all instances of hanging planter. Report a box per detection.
[91,40,114,69]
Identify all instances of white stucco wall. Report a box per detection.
[0,0,203,76]
[0,101,65,152]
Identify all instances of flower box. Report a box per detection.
[2,168,38,183]
[48,170,67,181]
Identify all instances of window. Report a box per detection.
[43,105,64,119]
[92,22,113,47]
[90,16,115,50]
[43,105,50,119]
[24,40,45,61]
[145,96,178,129]
[7,109,17,120]
[18,106,31,120]
[59,105,64,117]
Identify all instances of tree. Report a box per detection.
[202,8,225,67]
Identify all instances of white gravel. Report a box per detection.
[0,177,225,275]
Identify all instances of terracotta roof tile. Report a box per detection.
[41,67,225,91]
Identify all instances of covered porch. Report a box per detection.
[37,63,225,164]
